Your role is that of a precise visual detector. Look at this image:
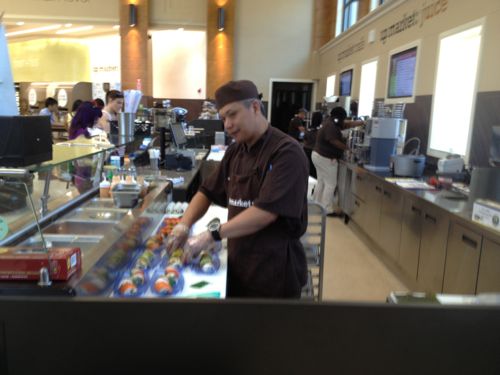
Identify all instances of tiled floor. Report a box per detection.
[321,216,409,302]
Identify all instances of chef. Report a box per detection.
[167,80,308,298]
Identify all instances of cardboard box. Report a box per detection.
[472,199,500,233]
[0,247,81,281]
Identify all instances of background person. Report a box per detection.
[288,108,307,142]
[303,111,323,179]
[311,107,348,217]
[167,80,309,298]
[97,90,124,135]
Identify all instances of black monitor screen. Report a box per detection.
[339,69,353,96]
[387,47,417,98]
[170,123,187,148]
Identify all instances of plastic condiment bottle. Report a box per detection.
[99,179,111,199]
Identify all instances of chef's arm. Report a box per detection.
[219,206,277,239]
[180,191,212,227]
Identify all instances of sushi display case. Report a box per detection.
[75,204,228,299]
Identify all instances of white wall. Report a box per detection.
[151,30,206,99]
[85,35,121,87]
[234,0,315,101]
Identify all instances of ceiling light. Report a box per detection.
[56,25,94,35]
[113,25,120,30]
[177,28,184,32]
[16,22,25,26]
[64,23,73,28]
[6,24,62,37]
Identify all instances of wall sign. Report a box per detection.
[381,0,448,44]
[28,88,37,106]
[337,37,365,62]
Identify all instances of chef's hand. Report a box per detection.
[183,230,216,264]
[166,223,190,253]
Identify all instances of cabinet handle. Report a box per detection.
[461,235,478,249]
[411,205,421,215]
[383,191,391,198]
[375,186,382,192]
[424,213,437,224]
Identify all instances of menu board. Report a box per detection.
[339,69,353,96]
[387,47,417,98]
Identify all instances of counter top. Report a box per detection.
[341,160,500,241]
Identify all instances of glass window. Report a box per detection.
[370,0,385,11]
[342,0,359,32]
[326,74,336,97]
[428,23,483,160]
[358,59,378,117]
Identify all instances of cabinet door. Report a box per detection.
[476,239,500,293]
[350,193,366,228]
[443,223,482,294]
[365,181,383,244]
[399,198,423,281]
[378,184,404,262]
[417,204,450,292]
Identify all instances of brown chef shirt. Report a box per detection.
[199,126,308,298]
[314,118,344,160]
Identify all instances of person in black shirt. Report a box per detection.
[312,107,348,216]
[288,108,307,141]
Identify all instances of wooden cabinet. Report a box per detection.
[378,184,404,262]
[476,238,500,293]
[398,198,422,281]
[417,204,450,292]
[365,181,383,245]
[443,223,482,294]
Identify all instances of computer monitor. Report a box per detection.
[170,122,187,148]
[339,69,353,96]
[387,46,418,99]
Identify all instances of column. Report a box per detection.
[119,0,150,95]
[206,0,235,99]
[313,0,336,50]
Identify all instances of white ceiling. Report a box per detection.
[3,22,119,41]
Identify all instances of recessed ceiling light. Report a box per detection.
[65,23,73,28]
[56,25,94,35]
[16,22,25,26]
[6,24,62,37]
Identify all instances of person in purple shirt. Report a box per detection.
[68,101,102,140]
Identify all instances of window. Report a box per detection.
[326,74,336,97]
[428,22,483,160]
[339,69,353,96]
[342,0,359,32]
[370,0,385,11]
[386,42,420,104]
[358,59,378,117]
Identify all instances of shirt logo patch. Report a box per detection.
[228,198,253,208]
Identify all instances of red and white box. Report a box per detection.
[0,247,81,281]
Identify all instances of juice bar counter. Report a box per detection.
[338,160,500,295]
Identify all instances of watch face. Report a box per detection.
[207,218,220,231]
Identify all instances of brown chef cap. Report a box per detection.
[215,80,260,109]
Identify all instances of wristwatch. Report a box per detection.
[207,218,222,242]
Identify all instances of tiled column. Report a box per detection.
[313,0,335,50]
[206,0,235,99]
[120,0,150,95]
[357,0,371,21]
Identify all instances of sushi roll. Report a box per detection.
[168,257,182,268]
[118,279,137,296]
[131,268,145,286]
[164,266,180,279]
[154,277,173,295]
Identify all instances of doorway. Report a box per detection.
[268,80,315,133]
